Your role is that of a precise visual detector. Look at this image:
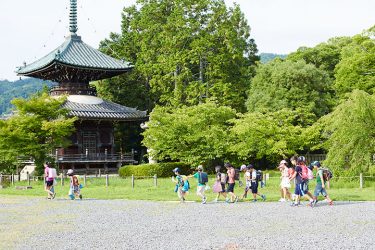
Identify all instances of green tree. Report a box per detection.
[142,102,236,165]
[246,60,333,123]
[0,93,77,174]
[319,90,375,175]
[287,36,353,78]
[229,109,303,162]
[334,31,375,95]
[99,0,259,112]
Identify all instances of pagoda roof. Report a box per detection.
[63,95,147,121]
[16,35,133,82]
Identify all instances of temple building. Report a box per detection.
[16,0,147,173]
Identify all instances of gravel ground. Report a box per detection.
[1,197,375,250]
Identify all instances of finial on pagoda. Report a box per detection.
[69,0,78,34]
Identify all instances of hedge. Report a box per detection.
[119,162,193,178]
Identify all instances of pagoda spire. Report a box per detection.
[69,0,78,34]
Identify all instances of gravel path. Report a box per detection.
[1,197,374,250]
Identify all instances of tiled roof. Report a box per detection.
[16,35,132,75]
[63,95,147,121]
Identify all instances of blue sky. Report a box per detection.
[0,0,374,80]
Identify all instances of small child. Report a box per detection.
[188,165,208,204]
[248,164,266,202]
[213,166,227,202]
[311,161,333,207]
[67,169,82,200]
[172,168,189,202]
[241,165,251,199]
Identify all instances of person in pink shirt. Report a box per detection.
[225,163,238,203]
[44,163,55,199]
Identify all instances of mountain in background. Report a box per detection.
[259,53,287,63]
[0,78,55,115]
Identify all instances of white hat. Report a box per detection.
[240,164,247,171]
[67,169,74,175]
[197,165,203,170]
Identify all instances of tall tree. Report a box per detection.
[246,60,333,123]
[334,29,375,96]
[0,93,77,174]
[99,0,259,113]
[319,90,375,175]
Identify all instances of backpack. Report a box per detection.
[234,169,240,181]
[220,173,227,184]
[48,168,57,178]
[288,167,295,177]
[321,168,333,181]
[256,170,263,182]
[307,167,314,180]
[299,165,309,180]
[179,175,190,192]
[198,172,208,184]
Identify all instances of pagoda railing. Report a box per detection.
[49,86,97,96]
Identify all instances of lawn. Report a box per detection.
[1,172,374,202]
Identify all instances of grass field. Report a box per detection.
[1,172,374,202]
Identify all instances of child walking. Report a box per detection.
[188,165,208,204]
[213,166,227,202]
[172,168,189,202]
[310,161,333,207]
[248,164,266,202]
[67,169,82,200]
[278,160,291,202]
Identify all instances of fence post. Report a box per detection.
[84,174,87,186]
[131,175,135,189]
[99,169,101,178]
[106,174,109,187]
[60,173,64,186]
[27,172,30,186]
[360,173,363,189]
[263,173,266,187]
[154,174,157,187]
[0,174,2,186]
[11,174,15,186]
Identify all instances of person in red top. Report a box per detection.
[225,163,238,203]
[44,163,55,199]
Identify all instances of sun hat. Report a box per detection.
[240,164,247,171]
[197,165,203,170]
[67,169,74,175]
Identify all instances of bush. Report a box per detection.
[119,162,193,178]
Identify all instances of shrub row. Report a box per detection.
[119,162,193,178]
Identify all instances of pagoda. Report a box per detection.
[16,0,147,173]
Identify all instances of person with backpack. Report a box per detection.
[289,156,313,206]
[44,163,56,199]
[67,169,82,200]
[225,162,239,203]
[188,165,208,204]
[310,161,333,207]
[213,165,227,202]
[278,160,291,202]
[241,164,251,200]
[172,167,189,202]
[247,164,266,202]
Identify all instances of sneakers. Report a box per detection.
[234,196,239,203]
[261,195,266,201]
[328,201,334,206]
[252,199,257,202]
[79,194,82,200]
[52,192,56,199]
[213,198,218,203]
[279,198,286,202]
[290,202,299,207]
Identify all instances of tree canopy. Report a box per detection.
[0,93,77,173]
[99,0,259,112]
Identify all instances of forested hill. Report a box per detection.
[259,53,287,63]
[0,78,55,115]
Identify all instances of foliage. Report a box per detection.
[142,102,236,165]
[229,109,304,162]
[0,93,77,174]
[319,90,375,176]
[334,33,375,95]
[99,0,259,112]
[0,78,55,115]
[286,36,353,78]
[119,162,192,177]
[246,60,334,122]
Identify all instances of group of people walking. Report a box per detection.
[172,155,333,207]
[43,163,83,200]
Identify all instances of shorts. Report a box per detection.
[45,180,54,187]
[227,183,235,193]
[314,183,327,197]
[250,182,258,194]
[295,182,306,196]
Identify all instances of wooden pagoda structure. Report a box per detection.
[16,0,147,173]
